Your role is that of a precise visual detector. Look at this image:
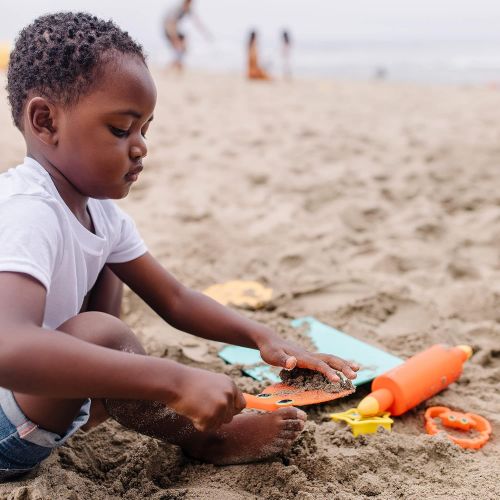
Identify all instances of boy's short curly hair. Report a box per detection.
[7,12,146,130]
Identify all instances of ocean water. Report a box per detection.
[186,38,500,85]
[2,0,500,84]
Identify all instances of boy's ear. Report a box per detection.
[26,97,60,146]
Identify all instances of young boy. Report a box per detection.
[0,12,358,479]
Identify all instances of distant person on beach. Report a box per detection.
[163,0,211,70]
[0,13,358,479]
[247,30,271,80]
[281,29,292,79]
[374,66,388,80]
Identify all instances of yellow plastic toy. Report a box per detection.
[203,280,273,309]
[330,408,393,437]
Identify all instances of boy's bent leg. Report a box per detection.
[13,265,125,436]
[13,311,146,435]
[15,311,307,465]
[68,312,308,465]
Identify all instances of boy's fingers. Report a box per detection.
[223,410,235,424]
[319,354,359,379]
[223,387,246,424]
[284,355,297,370]
[193,418,210,432]
[299,357,340,382]
[271,349,297,370]
[235,390,247,413]
[224,399,243,424]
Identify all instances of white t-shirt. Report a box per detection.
[0,157,147,329]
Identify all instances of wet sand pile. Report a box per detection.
[279,368,355,394]
[1,71,500,499]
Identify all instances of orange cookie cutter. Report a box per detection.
[425,406,492,450]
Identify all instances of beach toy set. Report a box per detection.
[239,340,492,449]
[209,281,492,450]
[330,343,491,449]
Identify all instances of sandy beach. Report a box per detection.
[0,69,499,499]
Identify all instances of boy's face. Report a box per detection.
[53,54,157,199]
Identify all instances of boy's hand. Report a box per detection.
[171,367,246,432]
[258,337,359,382]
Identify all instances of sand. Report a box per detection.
[279,368,355,394]
[0,69,499,499]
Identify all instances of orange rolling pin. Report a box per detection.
[357,344,472,417]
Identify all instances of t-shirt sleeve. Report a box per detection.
[0,197,62,290]
[106,203,147,264]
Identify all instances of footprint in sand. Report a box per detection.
[289,281,374,317]
[323,290,438,342]
[473,348,500,370]
[339,204,386,232]
[247,138,267,148]
[297,127,319,139]
[446,259,481,280]
[247,172,269,186]
[377,299,438,337]
[414,220,446,239]
[280,254,304,270]
[436,284,500,322]
[372,253,440,274]
[465,326,500,371]
[220,148,238,158]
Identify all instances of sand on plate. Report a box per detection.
[279,368,355,394]
[0,69,500,499]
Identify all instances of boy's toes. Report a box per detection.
[281,418,306,431]
[280,430,301,440]
[275,407,307,437]
[276,407,307,421]
[274,407,307,449]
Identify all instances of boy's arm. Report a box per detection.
[110,253,359,382]
[0,271,244,431]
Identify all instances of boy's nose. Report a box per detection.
[130,143,147,160]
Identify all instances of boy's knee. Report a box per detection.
[57,311,144,353]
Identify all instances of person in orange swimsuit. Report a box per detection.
[247,30,271,80]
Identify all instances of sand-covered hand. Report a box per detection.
[258,337,359,383]
[171,367,246,432]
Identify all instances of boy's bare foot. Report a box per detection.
[183,407,307,465]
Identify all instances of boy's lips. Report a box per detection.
[125,165,143,182]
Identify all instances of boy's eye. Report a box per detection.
[109,126,129,138]
[141,124,150,139]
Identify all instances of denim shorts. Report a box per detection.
[0,387,91,481]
